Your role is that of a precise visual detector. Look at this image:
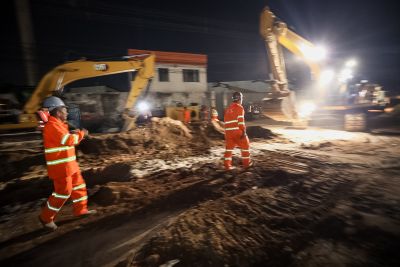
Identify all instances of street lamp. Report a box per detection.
[345,59,357,68]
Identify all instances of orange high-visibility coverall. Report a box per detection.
[183,109,191,124]
[211,108,219,121]
[223,102,250,169]
[40,116,88,223]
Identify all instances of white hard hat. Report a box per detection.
[43,96,67,111]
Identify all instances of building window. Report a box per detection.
[183,69,200,82]
[158,68,169,82]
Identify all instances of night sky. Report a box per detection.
[2,0,400,94]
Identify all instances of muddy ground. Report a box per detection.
[0,118,399,267]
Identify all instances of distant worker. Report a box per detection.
[183,106,191,124]
[211,107,219,121]
[223,92,252,170]
[39,96,96,231]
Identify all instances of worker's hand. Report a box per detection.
[70,129,79,134]
[81,128,89,137]
[241,131,247,139]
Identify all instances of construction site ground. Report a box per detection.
[0,118,399,267]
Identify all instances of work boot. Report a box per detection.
[38,216,58,231]
[225,166,237,171]
[78,209,97,217]
[85,209,97,215]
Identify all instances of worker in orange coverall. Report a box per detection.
[183,106,191,124]
[39,96,96,231]
[223,92,252,170]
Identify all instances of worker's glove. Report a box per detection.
[81,129,89,137]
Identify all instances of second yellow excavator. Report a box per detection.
[259,6,323,123]
[259,6,388,130]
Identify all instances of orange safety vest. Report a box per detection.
[43,116,85,179]
[224,102,245,134]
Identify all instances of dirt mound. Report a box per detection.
[79,117,193,156]
[246,126,277,139]
[151,117,192,138]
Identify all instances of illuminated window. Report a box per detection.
[183,69,199,82]
[158,68,169,82]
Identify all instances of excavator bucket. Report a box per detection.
[261,92,298,122]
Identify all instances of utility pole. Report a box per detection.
[15,0,38,86]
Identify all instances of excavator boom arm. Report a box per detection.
[260,7,320,83]
[24,54,155,114]
[125,54,155,110]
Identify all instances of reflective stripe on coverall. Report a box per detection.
[223,102,250,169]
[40,116,88,223]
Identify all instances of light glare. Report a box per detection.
[137,101,150,112]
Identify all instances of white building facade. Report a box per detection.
[129,49,208,114]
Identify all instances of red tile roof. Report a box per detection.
[128,49,207,66]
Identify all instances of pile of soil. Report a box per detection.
[246,126,277,139]
[79,117,193,155]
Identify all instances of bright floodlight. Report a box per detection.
[137,101,150,112]
[300,44,327,62]
[319,69,335,85]
[345,59,357,68]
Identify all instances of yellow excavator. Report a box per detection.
[259,6,323,123]
[0,54,155,132]
[259,6,388,130]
